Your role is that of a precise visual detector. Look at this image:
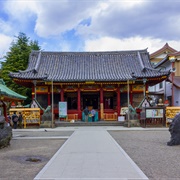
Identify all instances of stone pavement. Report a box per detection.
[33,126,149,180]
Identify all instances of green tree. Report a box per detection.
[0,32,40,105]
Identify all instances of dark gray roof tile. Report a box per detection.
[9,50,170,82]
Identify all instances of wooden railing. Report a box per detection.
[66,114,78,121]
[104,113,117,121]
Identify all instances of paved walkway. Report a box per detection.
[34,127,148,180]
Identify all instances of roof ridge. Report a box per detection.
[31,49,148,54]
[9,49,169,82]
[18,69,35,73]
[150,43,177,57]
[137,51,145,71]
[153,56,168,69]
[34,51,42,73]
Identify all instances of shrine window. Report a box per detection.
[104,92,116,109]
[50,93,60,109]
[159,82,163,89]
[120,93,127,107]
[64,92,77,110]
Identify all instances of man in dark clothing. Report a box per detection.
[12,112,18,129]
[83,107,89,122]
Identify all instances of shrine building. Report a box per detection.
[9,49,170,120]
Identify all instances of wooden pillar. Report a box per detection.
[117,87,120,116]
[3,102,7,122]
[78,88,81,118]
[146,84,148,92]
[100,87,104,119]
[61,89,64,102]
[48,86,51,105]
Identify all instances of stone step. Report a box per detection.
[55,120,124,127]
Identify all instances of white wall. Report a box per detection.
[174,86,180,106]
[165,81,172,98]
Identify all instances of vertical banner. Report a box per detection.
[100,103,104,119]
[59,102,67,118]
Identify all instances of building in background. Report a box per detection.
[149,43,180,106]
[9,49,169,120]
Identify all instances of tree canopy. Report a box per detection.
[0,32,40,104]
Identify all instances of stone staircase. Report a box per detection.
[55,120,124,127]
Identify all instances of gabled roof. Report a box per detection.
[9,49,170,82]
[169,51,180,56]
[153,56,169,69]
[150,43,177,58]
[168,75,180,88]
[0,79,26,101]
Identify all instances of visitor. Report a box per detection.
[12,112,18,129]
[6,113,11,126]
[91,109,96,122]
[83,107,89,122]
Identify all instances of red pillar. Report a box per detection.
[117,87,120,116]
[77,88,81,118]
[61,89,64,102]
[3,102,7,122]
[130,84,133,105]
[172,62,175,106]
[48,86,51,105]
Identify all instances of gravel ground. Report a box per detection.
[1,129,180,180]
[109,130,180,180]
[0,131,73,180]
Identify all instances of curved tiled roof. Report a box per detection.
[150,43,177,58]
[0,79,26,100]
[168,75,180,88]
[9,49,170,82]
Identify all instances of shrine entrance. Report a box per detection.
[82,92,99,110]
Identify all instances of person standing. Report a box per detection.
[6,113,11,126]
[83,107,89,122]
[91,109,96,122]
[18,112,23,128]
[12,112,18,129]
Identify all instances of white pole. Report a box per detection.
[127,79,130,127]
[51,80,54,128]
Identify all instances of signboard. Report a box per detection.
[146,108,164,118]
[59,102,67,118]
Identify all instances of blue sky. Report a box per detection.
[1,0,180,58]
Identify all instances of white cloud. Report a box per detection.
[77,0,180,41]
[1,0,180,54]
[84,36,180,53]
[0,34,12,57]
[34,1,98,37]
[4,0,37,21]
[0,19,12,34]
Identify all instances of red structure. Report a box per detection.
[9,50,170,121]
